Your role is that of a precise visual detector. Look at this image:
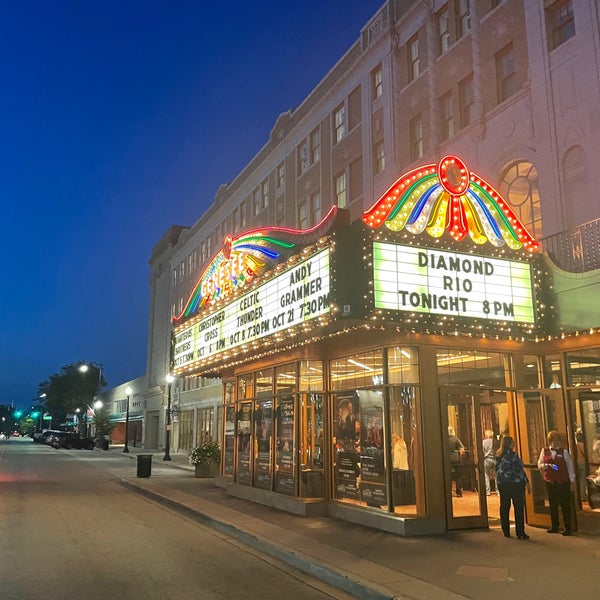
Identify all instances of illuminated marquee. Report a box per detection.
[173,249,330,370]
[373,242,534,323]
[174,207,339,324]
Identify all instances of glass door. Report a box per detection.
[442,388,488,530]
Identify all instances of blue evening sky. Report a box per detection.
[1,1,383,409]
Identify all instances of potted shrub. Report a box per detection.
[189,441,221,477]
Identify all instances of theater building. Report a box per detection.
[166,155,597,535]
[143,0,600,535]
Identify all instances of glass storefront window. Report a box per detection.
[224,405,235,477]
[254,398,273,489]
[437,349,514,387]
[387,347,419,384]
[522,355,541,389]
[390,386,420,514]
[256,369,273,396]
[299,360,324,391]
[543,354,563,389]
[238,373,253,399]
[333,390,362,502]
[274,396,295,495]
[196,406,214,444]
[330,350,384,390]
[236,401,253,485]
[300,393,324,498]
[276,363,296,394]
[566,348,600,386]
[224,381,235,404]
[569,390,600,512]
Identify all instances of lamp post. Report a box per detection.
[163,374,175,461]
[123,386,132,453]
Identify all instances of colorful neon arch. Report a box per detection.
[174,206,338,324]
[362,155,540,252]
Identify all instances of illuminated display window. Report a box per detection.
[331,351,384,390]
[388,347,420,385]
[437,349,515,387]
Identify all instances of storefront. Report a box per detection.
[171,156,600,535]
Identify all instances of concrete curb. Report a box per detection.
[119,478,403,600]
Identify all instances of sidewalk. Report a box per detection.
[100,447,598,600]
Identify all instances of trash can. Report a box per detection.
[137,454,153,478]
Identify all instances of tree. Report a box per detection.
[37,362,106,427]
[93,407,114,438]
[19,416,36,437]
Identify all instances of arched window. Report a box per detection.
[498,161,542,239]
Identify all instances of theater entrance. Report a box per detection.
[442,387,514,530]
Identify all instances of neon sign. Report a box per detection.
[362,155,540,252]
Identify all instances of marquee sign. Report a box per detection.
[174,207,339,324]
[373,242,535,323]
[173,249,330,370]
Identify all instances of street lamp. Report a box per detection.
[163,374,175,461]
[79,362,104,393]
[123,386,132,453]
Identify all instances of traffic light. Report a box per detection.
[31,411,40,419]
[13,410,23,419]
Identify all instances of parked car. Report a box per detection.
[37,430,62,444]
[49,431,94,450]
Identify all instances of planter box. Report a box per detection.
[194,463,219,478]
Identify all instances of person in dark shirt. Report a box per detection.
[448,426,465,497]
[495,435,531,539]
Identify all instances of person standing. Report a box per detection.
[495,435,531,539]
[483,430,496,496]
[448,426,465,497]
[537,430,576,536]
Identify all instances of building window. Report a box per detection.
[297,140,308,175]
[261,178,269,210]
[310,128,321,164]
[335,172,347,208]
[311,191,321,225]
[240,203,247,229]
[408,34,420,82]
[196,407,215,445]
[456,0,471,39]
[410,115,424,161]
[373,140,385,174]
[276,162,285,189]
[252,187,261,216]
[439,92,454,141]
[348,86,361,130]
[437,6,450,55]
[498,160,542,240]
[371,65,383,100]
[298,199,309,229]
[546,0,575,50]
[333,104,346,143]
[495,43,517,103]
[459,74,474,128]
[349,158,363,203]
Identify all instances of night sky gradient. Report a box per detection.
[1,1,383,409]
